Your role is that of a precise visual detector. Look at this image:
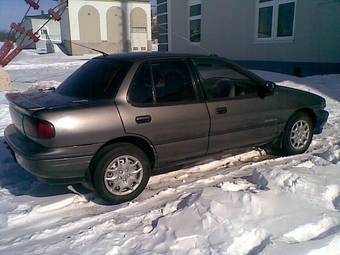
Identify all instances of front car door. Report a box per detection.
[116,58,210,167]
[191,57,280,154]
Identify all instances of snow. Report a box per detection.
[227,229,270,255]
[282,217,339,243]
[0,50,339,255]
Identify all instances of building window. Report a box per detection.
[256,0,296,41]
[277,2,295,37]
[189,0,201,43]
[157,0,169,51]
[258,6,273,38]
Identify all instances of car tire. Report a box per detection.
[281,112,314,156]
[92,143,150,204]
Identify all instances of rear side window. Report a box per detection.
[57,59,132,99]
[193,58,258,100]
[129,60,197,105]
[129,64,154,104]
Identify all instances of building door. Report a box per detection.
[130,8,148,52]
[131,28,147,52]
[36,26,54,54]
[36,27,49,53]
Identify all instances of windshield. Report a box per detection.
[57,59,132,99]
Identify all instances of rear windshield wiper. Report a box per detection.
[38,87,56,92]
[71,99,89,104]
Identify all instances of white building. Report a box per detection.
[60,0,151,55]
[21,13,61,52]
[157,0,340,76]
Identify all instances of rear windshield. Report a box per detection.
[57,59,132,99]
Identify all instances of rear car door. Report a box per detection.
[192,58,280,154]
[117,58,210,167]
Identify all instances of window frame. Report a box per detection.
[188,0,202,45]
[127,58,201,107]
[190,57,263,102]
[255,0,297,43]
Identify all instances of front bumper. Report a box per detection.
[314,109,329,134]
[4,124,100,184]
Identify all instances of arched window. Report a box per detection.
[130,7,147,29]
[107,7,124,51]
[78,5,101,43]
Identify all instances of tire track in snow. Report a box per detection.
[227,229,270,255]
[0,141,337,253]
[282,217,340,243]
[0,152,273,251]
[1,72,339,254]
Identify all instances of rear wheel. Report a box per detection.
[92,143,150,204]
[281,112,314,156]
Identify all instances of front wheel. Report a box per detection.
[92,143,150,204]
[281,112,314,156]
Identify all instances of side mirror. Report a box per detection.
[260,81,276,97]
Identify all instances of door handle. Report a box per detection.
[136,115,152,124]
[215,107,227,115]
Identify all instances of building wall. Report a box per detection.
[166,0,340,76]
[156,0,169,51]
[20,18,61,49]
[62,0,151,55]
[19,19,34,49]
[60,7,72,54]
[31,18,61,42]
[106,6,125,51]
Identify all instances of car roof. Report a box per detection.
[94,52,223,62]
[93,52,265,84]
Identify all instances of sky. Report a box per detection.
[0,0,157,32]
[0,0,57,31]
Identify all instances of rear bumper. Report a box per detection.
[314,109,329,134]
[4,124,100,184]
[13,153,92,184]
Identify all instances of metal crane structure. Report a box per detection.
[0,0,68,67]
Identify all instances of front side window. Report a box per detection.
[193,58,259,101]
[129,60,197,105]
[189,0,201,43]
[257,0,296,40]
[57,59,132,99]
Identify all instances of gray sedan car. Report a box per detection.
[4,53,329,203]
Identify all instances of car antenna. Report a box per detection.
[71,41,109,56]
[157,25,213,55]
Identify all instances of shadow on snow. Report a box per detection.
[0,136,89,198]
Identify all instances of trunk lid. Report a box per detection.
[6,91,79,112]
[6,91,84,135]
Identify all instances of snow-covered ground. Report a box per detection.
[0,50,339,255]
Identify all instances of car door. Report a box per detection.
[191,57,280,154]
[117,58,210,167]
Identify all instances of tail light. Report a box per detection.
[23,117,55,139]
